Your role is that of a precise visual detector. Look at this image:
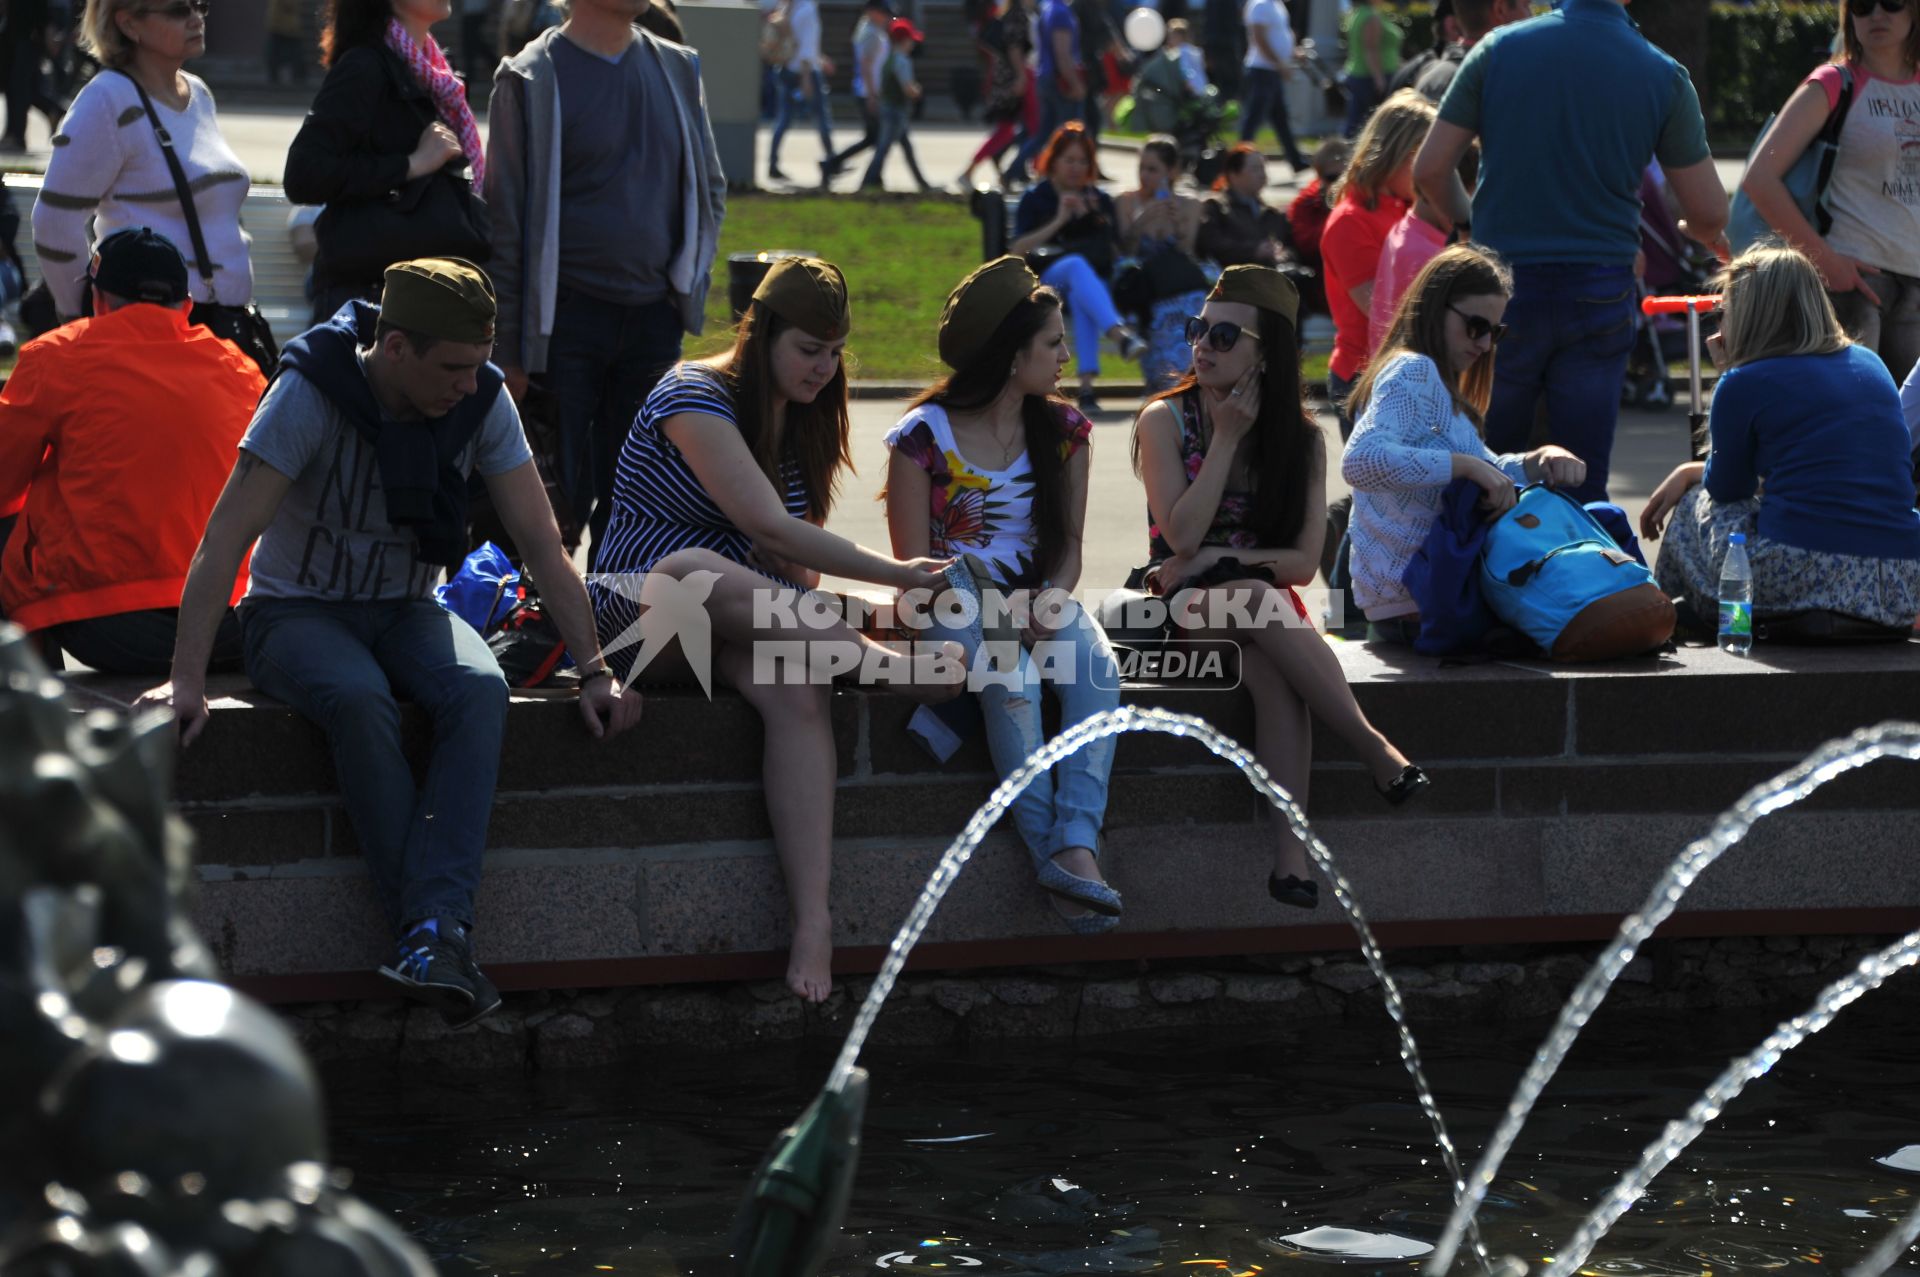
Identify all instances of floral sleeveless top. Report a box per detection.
[1146,389,1264,564]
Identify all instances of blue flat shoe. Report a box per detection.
[1035,855,1123,917]
[1051,896,1122,935]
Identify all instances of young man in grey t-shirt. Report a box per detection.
[140,260,642,1028]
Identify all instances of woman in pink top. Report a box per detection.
[1741,0,1920,377]
[1319,89,1435,440]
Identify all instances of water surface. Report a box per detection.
[325,1001,1920,1275]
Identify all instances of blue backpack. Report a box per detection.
[1481,486,1675,660]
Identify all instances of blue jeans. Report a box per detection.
[1040,254,1124,377]
[1032,80,1084,165]
[770,67,834,168]
[1238,66,1306,171]
[544,290,682,557]
[1342,71,1382,137]
[924,592,1120,865]
[1485,263,1637,504]
[239,597,509,933]
[861,102,930,190]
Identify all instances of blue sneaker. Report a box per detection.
[377,917,502,1028]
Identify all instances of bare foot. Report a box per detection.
[787,915,834,1003]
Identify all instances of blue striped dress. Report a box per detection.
[590,363,813,673]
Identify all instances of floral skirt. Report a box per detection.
[1652,488,1920,629]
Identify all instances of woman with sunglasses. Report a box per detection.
[884,257,1122,934]
[1740,0,1920,377]
[1342,245,1586,644]
[34,0,261,358]
[286,0,489,323]
[1132,265,1429,912]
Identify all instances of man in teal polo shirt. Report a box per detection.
[1411,0,1730,503]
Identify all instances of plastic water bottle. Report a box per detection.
[1718,532,1754,657]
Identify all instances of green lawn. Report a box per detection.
[691,194,983,382]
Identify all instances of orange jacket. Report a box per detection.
[0,305,266,631]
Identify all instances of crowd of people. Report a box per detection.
[0,0,1916,1021]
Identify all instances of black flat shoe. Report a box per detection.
[1377,764,1430,807]
[1268,872,1319,911]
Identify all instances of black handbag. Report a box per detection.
[314,164,492,286]
[116,70,280,376]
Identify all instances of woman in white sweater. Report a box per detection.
[1341,245,1586,643]
[33,0,255,350]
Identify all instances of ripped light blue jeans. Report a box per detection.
[922,584,1122,867]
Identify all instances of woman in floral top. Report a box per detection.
[885,258,1124,934]
[1132,265,1429,912]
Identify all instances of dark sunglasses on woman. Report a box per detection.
[144,0,211,17]
[1183,316,1263,353]
[1448,305,1509,344]
[1855,0,1909,16]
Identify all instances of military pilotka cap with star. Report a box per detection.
[380,257,497,344]
[1208,264,1300,330]
[752,256,850,341]
[938,255,1040,370]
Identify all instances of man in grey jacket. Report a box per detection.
[486,0,726,551]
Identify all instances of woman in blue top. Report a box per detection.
[1010,121,1147,414]
[1641,245,1920,630]
[590,257,962,1004]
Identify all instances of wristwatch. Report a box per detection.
[580,665,616,686]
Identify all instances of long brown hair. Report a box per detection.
[719,302,854,523]
[896,289,1072,582]
[1348,243,1510,428]
[1131,306,1316,550]
[1715,245,1851,369]
[1839,0,1920,67]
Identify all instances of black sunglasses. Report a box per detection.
[1183,316,1263,353]
[1448,305,1508,344]
[1855,0,1909,14]
[142,0,210,17]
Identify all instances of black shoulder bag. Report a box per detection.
[116,70,280,377]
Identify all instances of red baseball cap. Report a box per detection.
[889,16,923,40]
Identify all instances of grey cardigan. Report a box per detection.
[485,27,727,374]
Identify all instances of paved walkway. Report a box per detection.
[0,106,1706,602]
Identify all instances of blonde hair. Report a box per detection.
[80,0,141,68]
[1330,90,1436,209]
[1716,244,1850,369]
[1348,243,1511,428]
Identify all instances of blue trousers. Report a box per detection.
[861,102,930,190]
[1484,263,1637,503]
[1238,66,1306,171]
[924,592,1120,864]
[770,67,834,167]
[1040,254,1124,377]
[240,597,509,933]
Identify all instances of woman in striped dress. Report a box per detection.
[590,258,962,1004]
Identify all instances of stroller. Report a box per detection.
[1126,50,1228,178]
[1624,165,1720,411]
